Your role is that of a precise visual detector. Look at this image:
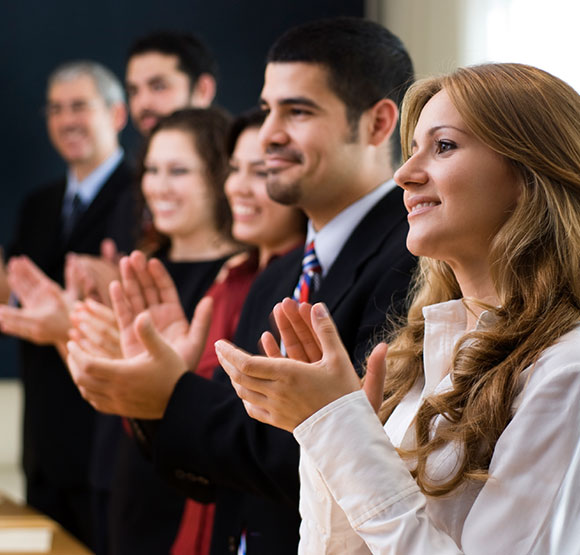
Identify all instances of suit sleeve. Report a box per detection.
[152,259,302,507]
[331,224,416,374]
[151,209,416,508]
[153,372,299,507]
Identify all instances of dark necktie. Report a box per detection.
[62,193,84,240]
[292,240,322,303]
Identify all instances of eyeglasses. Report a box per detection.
[43,99,102,118]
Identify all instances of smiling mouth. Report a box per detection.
[265,157,300,172]
[59,128,86,140]
[138,113,161,130]
[264,146,303,171]
[410,201,438,213]
[232,204,258,217]
[151,201,180,213]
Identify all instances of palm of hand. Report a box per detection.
[20,281,71,343]
[118,299,190,361]
[147,302,192,362]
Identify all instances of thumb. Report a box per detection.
[189,297,213,340]
[183,296,213,369]
[310,303,346,357]
[134,311,172,359]
[64,254,81,300]
[100,238,119,263]
[363,342,388,414]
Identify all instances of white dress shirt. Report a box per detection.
[63,147,124,209]
[295,299,580,554]
[306,179,397,277]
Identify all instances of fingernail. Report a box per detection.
[313,303,329,319]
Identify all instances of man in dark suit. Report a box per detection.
[2,60,132,547]
[67,18,415,554]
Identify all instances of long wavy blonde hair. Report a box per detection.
[380,63,580,496]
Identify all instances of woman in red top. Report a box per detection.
[171,108,306,555]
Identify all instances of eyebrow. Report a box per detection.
[231,157,265,168]
[147,75,168,85]
[126,74,168,87]
[427,125,469,136]
[410,125,470,148]
[259,96,322,110]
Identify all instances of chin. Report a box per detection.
[405,236,435,259]
[233,227,258,246]
[266,179,301,206]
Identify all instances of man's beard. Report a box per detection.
[137,109,162,133]
[264,145,303,205]
[266,174,301,206]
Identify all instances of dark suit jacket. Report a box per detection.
[151,187,416,554]
[8,159,136,489]
[109,255,229,555]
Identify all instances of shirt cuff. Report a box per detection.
[295,390,422,529]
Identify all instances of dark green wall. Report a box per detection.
[0,0,364,377]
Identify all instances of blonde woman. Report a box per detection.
[217,63,580,553]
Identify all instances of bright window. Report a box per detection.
[462,0,580,92]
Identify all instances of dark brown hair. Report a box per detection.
[138,107,233,253]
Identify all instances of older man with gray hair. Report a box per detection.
[3,59,134,548]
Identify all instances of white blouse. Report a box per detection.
[294,300,580,554]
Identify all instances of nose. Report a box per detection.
[56,112,76,128]
[394,154,428,190]
[131,88,152,115]
[258,110,289,151]
[143,170,172,197]
[50,107,81,128]
[225,168,251,198]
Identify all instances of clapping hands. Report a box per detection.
[216,298,388,432]
[66,250,213,418]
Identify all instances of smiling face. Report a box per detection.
[46,74,120,173]
[258,62,367,227]
[126,52,194,135]
[225,127,304,252]
[394,89,521,271]
[141,129,215,240]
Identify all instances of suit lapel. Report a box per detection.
[312,187,407,313]
[65,161,132,251]
[32,181,68,269]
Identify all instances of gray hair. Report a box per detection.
[47,60,125,106]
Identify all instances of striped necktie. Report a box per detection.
[292,240,322,303]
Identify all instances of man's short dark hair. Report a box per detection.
[267,17,414,163]
[128,31,218,90]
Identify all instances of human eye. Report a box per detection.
[142,164,157,175]
[126,86,137,98]
[228,163,239,174]
[435,140,456,154]
[252,165,268,178]
[151,80,168,92]
[71,101,90,114]
[289,106,312,117]
[169,167,190,176]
